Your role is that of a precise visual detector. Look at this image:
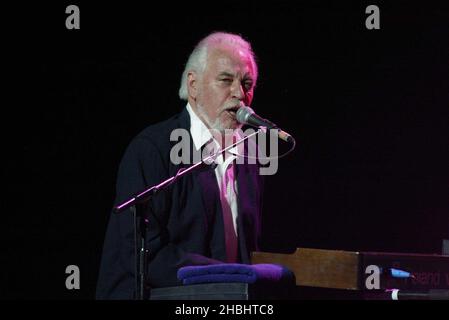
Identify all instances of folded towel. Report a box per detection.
[177,263,294,285]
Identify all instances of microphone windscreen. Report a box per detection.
[236,106,254,124]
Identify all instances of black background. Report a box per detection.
[3,1,448,299]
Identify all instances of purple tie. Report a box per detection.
[220,161,238,263]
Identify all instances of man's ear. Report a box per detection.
[187,71,198,99]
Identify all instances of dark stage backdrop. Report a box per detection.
[5,2,448,299]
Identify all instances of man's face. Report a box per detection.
[189,45,256,132]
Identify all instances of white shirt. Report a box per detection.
[186,103,239,236]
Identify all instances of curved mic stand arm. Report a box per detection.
[112,129,261,300]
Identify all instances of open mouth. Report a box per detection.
[225,106,240,118]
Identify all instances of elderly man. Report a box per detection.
[96,32,264,299]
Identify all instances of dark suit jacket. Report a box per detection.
[96,107,264,299]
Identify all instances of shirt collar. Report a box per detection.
[186,103,213,152]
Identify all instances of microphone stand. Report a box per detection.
[114,129,261,300]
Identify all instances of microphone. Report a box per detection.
[236,106,293,143]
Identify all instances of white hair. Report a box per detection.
[178,32,258,100]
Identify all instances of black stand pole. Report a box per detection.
[130,205,148,300]
[114,129,261,300]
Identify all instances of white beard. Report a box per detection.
[196,103,225,132]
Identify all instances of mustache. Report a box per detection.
[221,102,245,112]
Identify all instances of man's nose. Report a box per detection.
[231,82,245,100]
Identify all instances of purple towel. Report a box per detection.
[177,263,293,285]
